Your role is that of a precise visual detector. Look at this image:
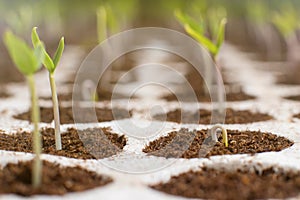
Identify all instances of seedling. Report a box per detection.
[31,27,64,151]
[3,30,44,187]
[209,124,228,147]
[174,9,226,61]
[97,5,118,43]
[174,9,227,113]
[272,3,299,39]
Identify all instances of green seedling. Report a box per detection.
[97,5,118,44]
[174,9,227,61]
[31,27,64,151]
[209,124,228,147]
[272,3,299,39]
[82,79,99,102]
[175,9,226,114]
[3,30,44,188]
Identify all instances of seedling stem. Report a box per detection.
[210,124,228,147]
[27,74,42,188]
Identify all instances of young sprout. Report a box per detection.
[31,27,64,151]
[174,9,227,61]
[174,9,227,113]
[82,79,99,102]
[3,30,44,188]
[209,124,228,147]
[97,5,118,44]
[272,3,299,39]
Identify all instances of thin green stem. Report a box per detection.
[49,73,62,150]
[27,74,42,188]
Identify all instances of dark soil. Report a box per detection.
[285,95,300,102]
[153,108,273,124]
[293,113,300,119]
[0,160,112,196]
[40,88,129,102]
[151,167,300,200]
[0,90,10,98]
[276,74,300,85]
[162,91,255,102]
[0,127,126,159]
[14,107,132,124]
[143,128,293,158]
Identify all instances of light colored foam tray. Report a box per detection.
[1,43,300,199]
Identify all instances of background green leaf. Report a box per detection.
[3,31,41,75]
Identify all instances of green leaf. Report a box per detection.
[34,43,45,68]
[184,24,218,56]
[53,37,64,69]
[3,31,41,75]
[174,9,204,35]
[31,27,54,72]
[216,18,227,50]
[97,6,107,43]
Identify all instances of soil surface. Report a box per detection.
[285,95,300,102]
[40,88,129,102]
[151,167,300,200]
[0,127,126,159]
[0,90,10,98]
[153,108,273,124]
[162,91,255,102]
[14,107,131,124]
[0,160,112,196]
[293,113,300,119]
[143,128,293,158]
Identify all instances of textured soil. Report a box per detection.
[14,107,131,124]
[0,160,112,196]
[153,108,273,124]
[143,128,293,158]
[151,167,300,200]
[0,127,126,159]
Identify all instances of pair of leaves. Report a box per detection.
[175,9,227,58]
[3,31,44,76]
[31,27,64,73]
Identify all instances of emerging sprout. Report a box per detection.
[3,30,44,188]
[209,124,228,147]
[31,27,64,151]
[82,79,99,102]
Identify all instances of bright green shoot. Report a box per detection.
[175,9,227,60]
[97,5,118,44]
[272,3,299,38]
[210,124,228,147]
[3,30,44,188]
[32,27,64,151]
